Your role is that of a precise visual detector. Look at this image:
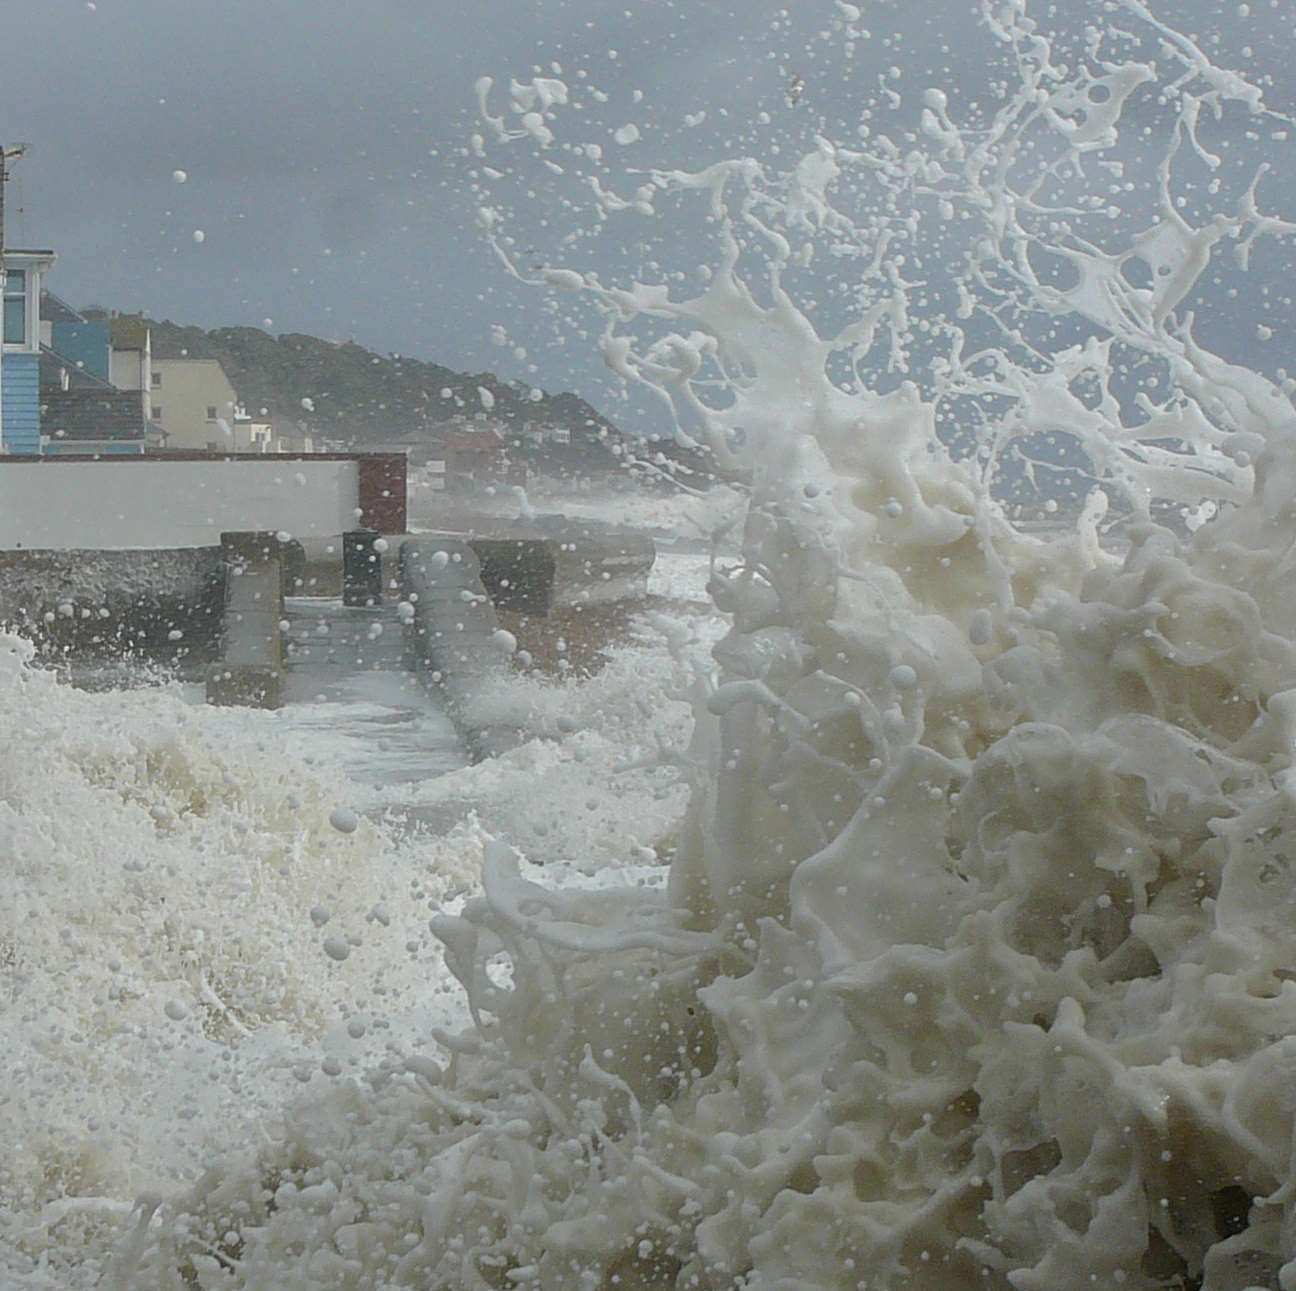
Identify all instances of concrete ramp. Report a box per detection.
[282,598,464,785]
[283,600,407,691]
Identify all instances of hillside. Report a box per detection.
[138,318,621,461]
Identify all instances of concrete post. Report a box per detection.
[278,536,306,598]
[206,530,285,708]
[342,528,383,607]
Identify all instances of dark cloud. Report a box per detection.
[3,0,1291,430]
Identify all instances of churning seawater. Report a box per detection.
[8,0,1296,1285]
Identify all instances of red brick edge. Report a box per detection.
[357,454,407,533]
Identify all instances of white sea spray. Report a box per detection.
[0,636,481,1288]
[98,1,1296,1288]
[0,613,704,1288]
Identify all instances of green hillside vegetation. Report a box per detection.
[143,319,613,449]
[81,312,719,484]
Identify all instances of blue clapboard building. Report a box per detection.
[1,249,54,454]
[2,250,150,454]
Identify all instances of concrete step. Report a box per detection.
[285,653,407,674]
[285,636,407,660]
[285,619,404,634]
[285,631,405,652]
[271,596,465,787]
[283,598,410,673]
[284,598,403,623]
[284,661,423,695]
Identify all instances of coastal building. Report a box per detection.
[231,408,274,452]
[41,290,111,383]
[1,248,55,453]
[443,424,525,491]
[38,297,151,454]
[4,272,155,455]
[148,356,239,450]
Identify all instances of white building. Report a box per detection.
[149,357,240,450]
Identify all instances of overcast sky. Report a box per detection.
[3,0,1291,434]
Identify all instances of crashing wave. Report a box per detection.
[111,1,1296,1287]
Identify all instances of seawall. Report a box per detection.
[0,547,224,664]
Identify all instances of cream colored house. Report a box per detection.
[108,316,153,421]
[150,357,239,450]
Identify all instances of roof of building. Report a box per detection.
[110,316,150,351]
[39,344,116,392]
[39,389,149,442]
[39,290,87,324]
[446,426,504,449]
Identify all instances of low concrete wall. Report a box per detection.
[425,518,655,616]
[469,537,557,615]
[0,547,224,663]
[400,538,520,760]
[546,521,655,610]
[0,454,406,550]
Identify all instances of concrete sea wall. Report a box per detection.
[470,518,655,613]
[0,453,406,549]
[0,547,225,663]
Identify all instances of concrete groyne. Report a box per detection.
[1,499,657,766]
[400,522,657,760]
[400,537,520,761]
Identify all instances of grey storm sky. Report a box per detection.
[3,0,1292,434]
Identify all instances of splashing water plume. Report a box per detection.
[109,1,1296,1287]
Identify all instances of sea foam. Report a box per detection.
[39,0,1296,1286]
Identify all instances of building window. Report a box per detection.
[152,405,163,420]
[151,372,161,387]
[3,269,26,345]
[206,405,218,420]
